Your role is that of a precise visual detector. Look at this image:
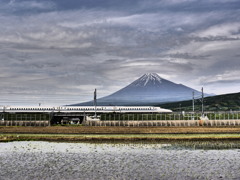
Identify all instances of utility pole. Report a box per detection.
[201,87,204,117]
[94,89,97,118]
[192,91,195,120]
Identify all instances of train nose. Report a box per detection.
[160,108,172,113]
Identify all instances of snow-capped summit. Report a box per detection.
[132,73,162,87]
[72,73,212,106]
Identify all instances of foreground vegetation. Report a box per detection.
[1,133,240,142]
[1,126,240,142]
[2,126,240,134]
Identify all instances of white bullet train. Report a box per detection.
[0,105,172,113]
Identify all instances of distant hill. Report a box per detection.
[160,92,240,112]
[71,73,212,106]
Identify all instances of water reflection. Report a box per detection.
[0,141,240,180]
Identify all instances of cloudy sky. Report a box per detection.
[0,0,240,105]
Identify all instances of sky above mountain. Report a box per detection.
[0,0,240,105]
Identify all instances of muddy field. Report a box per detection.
[1,126,240,134]
[1,142,240,180]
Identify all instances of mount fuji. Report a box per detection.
[72,73,212,106]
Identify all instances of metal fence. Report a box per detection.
[100,112,240,121]
[84,112,240,126]
[0,113,51,126]
[1,112,240,127]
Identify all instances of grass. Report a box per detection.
[1,133,240,142]
[1,126,240,142]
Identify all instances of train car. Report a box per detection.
[114,106,172,113]
[1,105,172,114]
[2,106,56,113]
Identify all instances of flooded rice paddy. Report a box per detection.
[1,141,240,180]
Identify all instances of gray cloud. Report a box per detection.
[0,0,240,105]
